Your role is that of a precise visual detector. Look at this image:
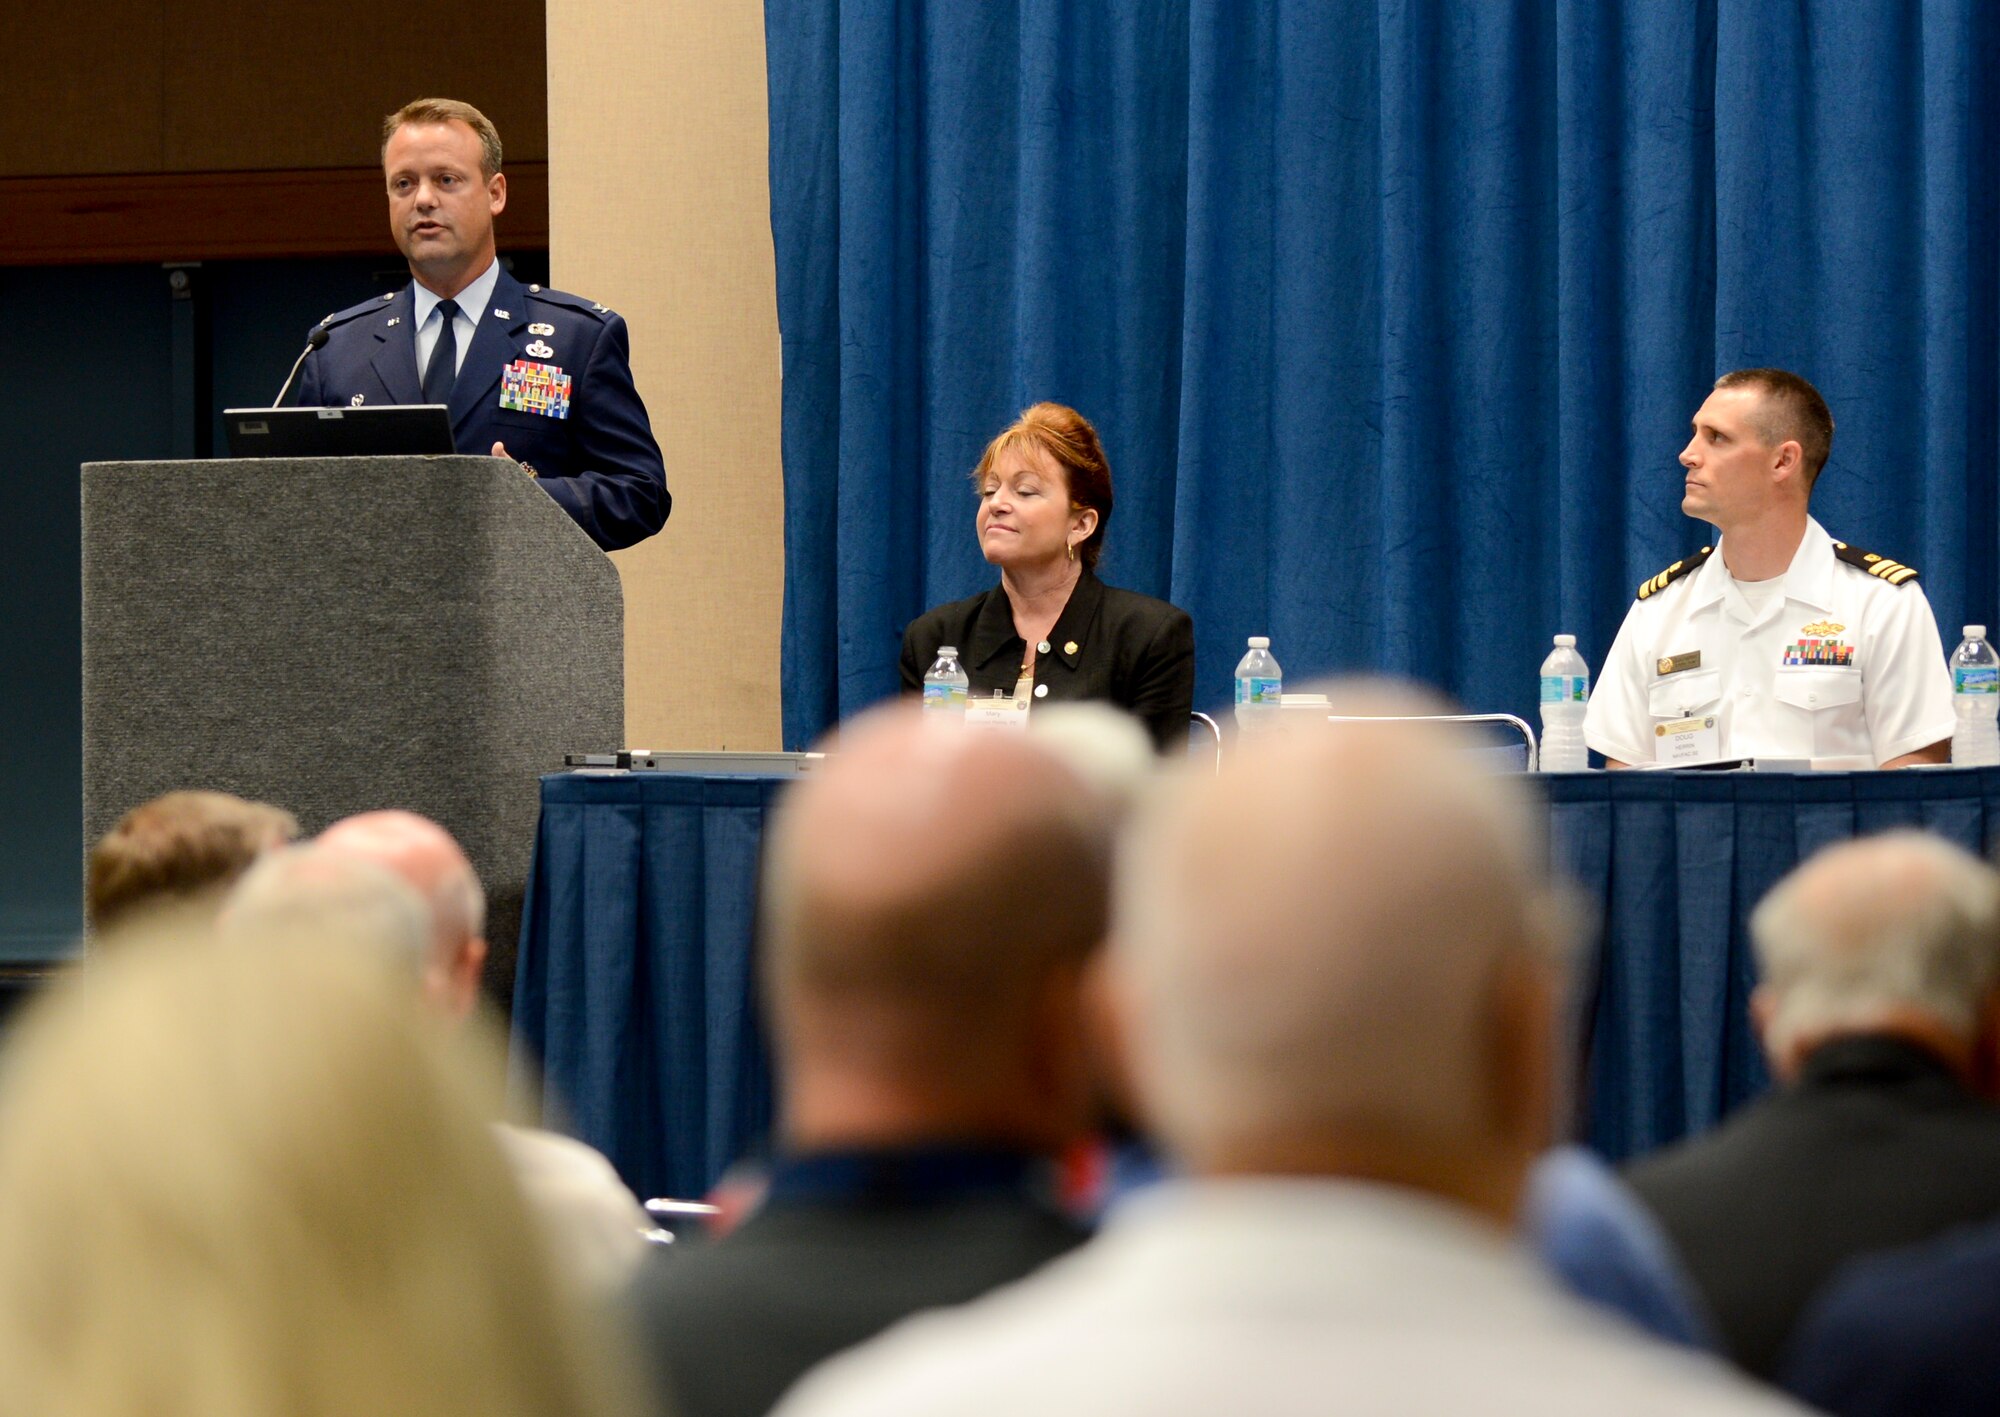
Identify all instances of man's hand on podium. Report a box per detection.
[492,441,538,478]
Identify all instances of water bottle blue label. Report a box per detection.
[1955,667,1999,694]
[922,682,967,710]
[1235,677,1282,706]
[1539,675,1588,704]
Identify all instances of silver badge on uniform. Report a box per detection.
[525,339,554,358]
[349,394,365,407]
[528,322,555,336]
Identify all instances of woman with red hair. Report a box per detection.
[900,403,1194,751]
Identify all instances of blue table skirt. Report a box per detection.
[510,772,781,1201]
[513,766,2000,1200]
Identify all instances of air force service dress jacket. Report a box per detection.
[294,266,670,551]
[1583,518,1953,767]
[899,569,1196,752]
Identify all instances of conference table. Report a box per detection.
[510,762,2000,1202]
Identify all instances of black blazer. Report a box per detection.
[627,1161,1085,1417]
[1624,1036,2000,1379]
[898,569,1196,752]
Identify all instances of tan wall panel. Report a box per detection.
[547,1,784,751]
[0,1,165,176]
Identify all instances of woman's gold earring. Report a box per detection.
[1067,540,1076,562]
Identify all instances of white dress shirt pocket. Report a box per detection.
[1771,667,1863,714]
[1647,669,1721,720]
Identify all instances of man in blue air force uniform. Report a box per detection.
[295,97,669,552]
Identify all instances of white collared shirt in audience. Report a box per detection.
[773,1178,1808,1417]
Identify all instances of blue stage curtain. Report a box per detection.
[767,1,2000,749]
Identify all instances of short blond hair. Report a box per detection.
[87,790,299,934]
[383,97,504,177]
[0,933,641,1417]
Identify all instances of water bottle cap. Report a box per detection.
[1553,634,1576,647]
[1965,627,1987,641]
[1247,636,1270,649]
[937,645,958,657]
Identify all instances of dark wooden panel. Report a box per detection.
[0,164,550,266]
[0,1,166,176]
[163,0,548,171]
[0,0,544,178]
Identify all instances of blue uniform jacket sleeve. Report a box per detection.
[530,313,670,552]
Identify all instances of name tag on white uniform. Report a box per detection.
[1655,715,1721,765]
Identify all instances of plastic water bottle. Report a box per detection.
[1539,634,1590,772]
[922,645,969,719]
[1234,637,1283,734]
[1951,626,2000,766]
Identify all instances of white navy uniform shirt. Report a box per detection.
[1585,518,1953,767]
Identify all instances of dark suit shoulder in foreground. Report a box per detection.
[628,1153,1086,1417]
[1624,1035,2000,1378]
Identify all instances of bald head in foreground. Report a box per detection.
[1627,830,2000,1378]
[232,810,649,1297]
[774,697,1803,1417]
[317,810,489,1019]
[629,707,1116,1417]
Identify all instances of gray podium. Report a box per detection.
[81,456,624,994]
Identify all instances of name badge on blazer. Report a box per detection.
[500,360,572,419]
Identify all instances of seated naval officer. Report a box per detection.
[1585,369,1952,768]
[294,97,669,551]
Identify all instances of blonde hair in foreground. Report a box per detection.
[0,933,639,1417]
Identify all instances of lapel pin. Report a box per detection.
[386,316,400,326]
[1064,641,1079,655]
[350,394,365,407]
[492,308,510,320]
[592,301,610,313]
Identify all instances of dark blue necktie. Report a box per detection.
[421,298,460,404]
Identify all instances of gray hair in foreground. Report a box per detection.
[219,844,431,967]
[1752,830,2000,1056]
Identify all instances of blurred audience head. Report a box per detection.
[1027,702,1159,821]
[219,843,431,967]
[0,931,639,1417]
[763,705,1118,1155]
[1750,830,2000,1082]
[317,810,489,1019]
[1112,680,1573,1223]
[87,790,299,937]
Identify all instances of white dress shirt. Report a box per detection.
[1585,518,1954,766]
[412,257,501,383]
[492,1122,649,1297]
[772,1178,1808,1417]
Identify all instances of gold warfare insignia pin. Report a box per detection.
[1800,621,1845,637]
[1657,651,1701,676]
